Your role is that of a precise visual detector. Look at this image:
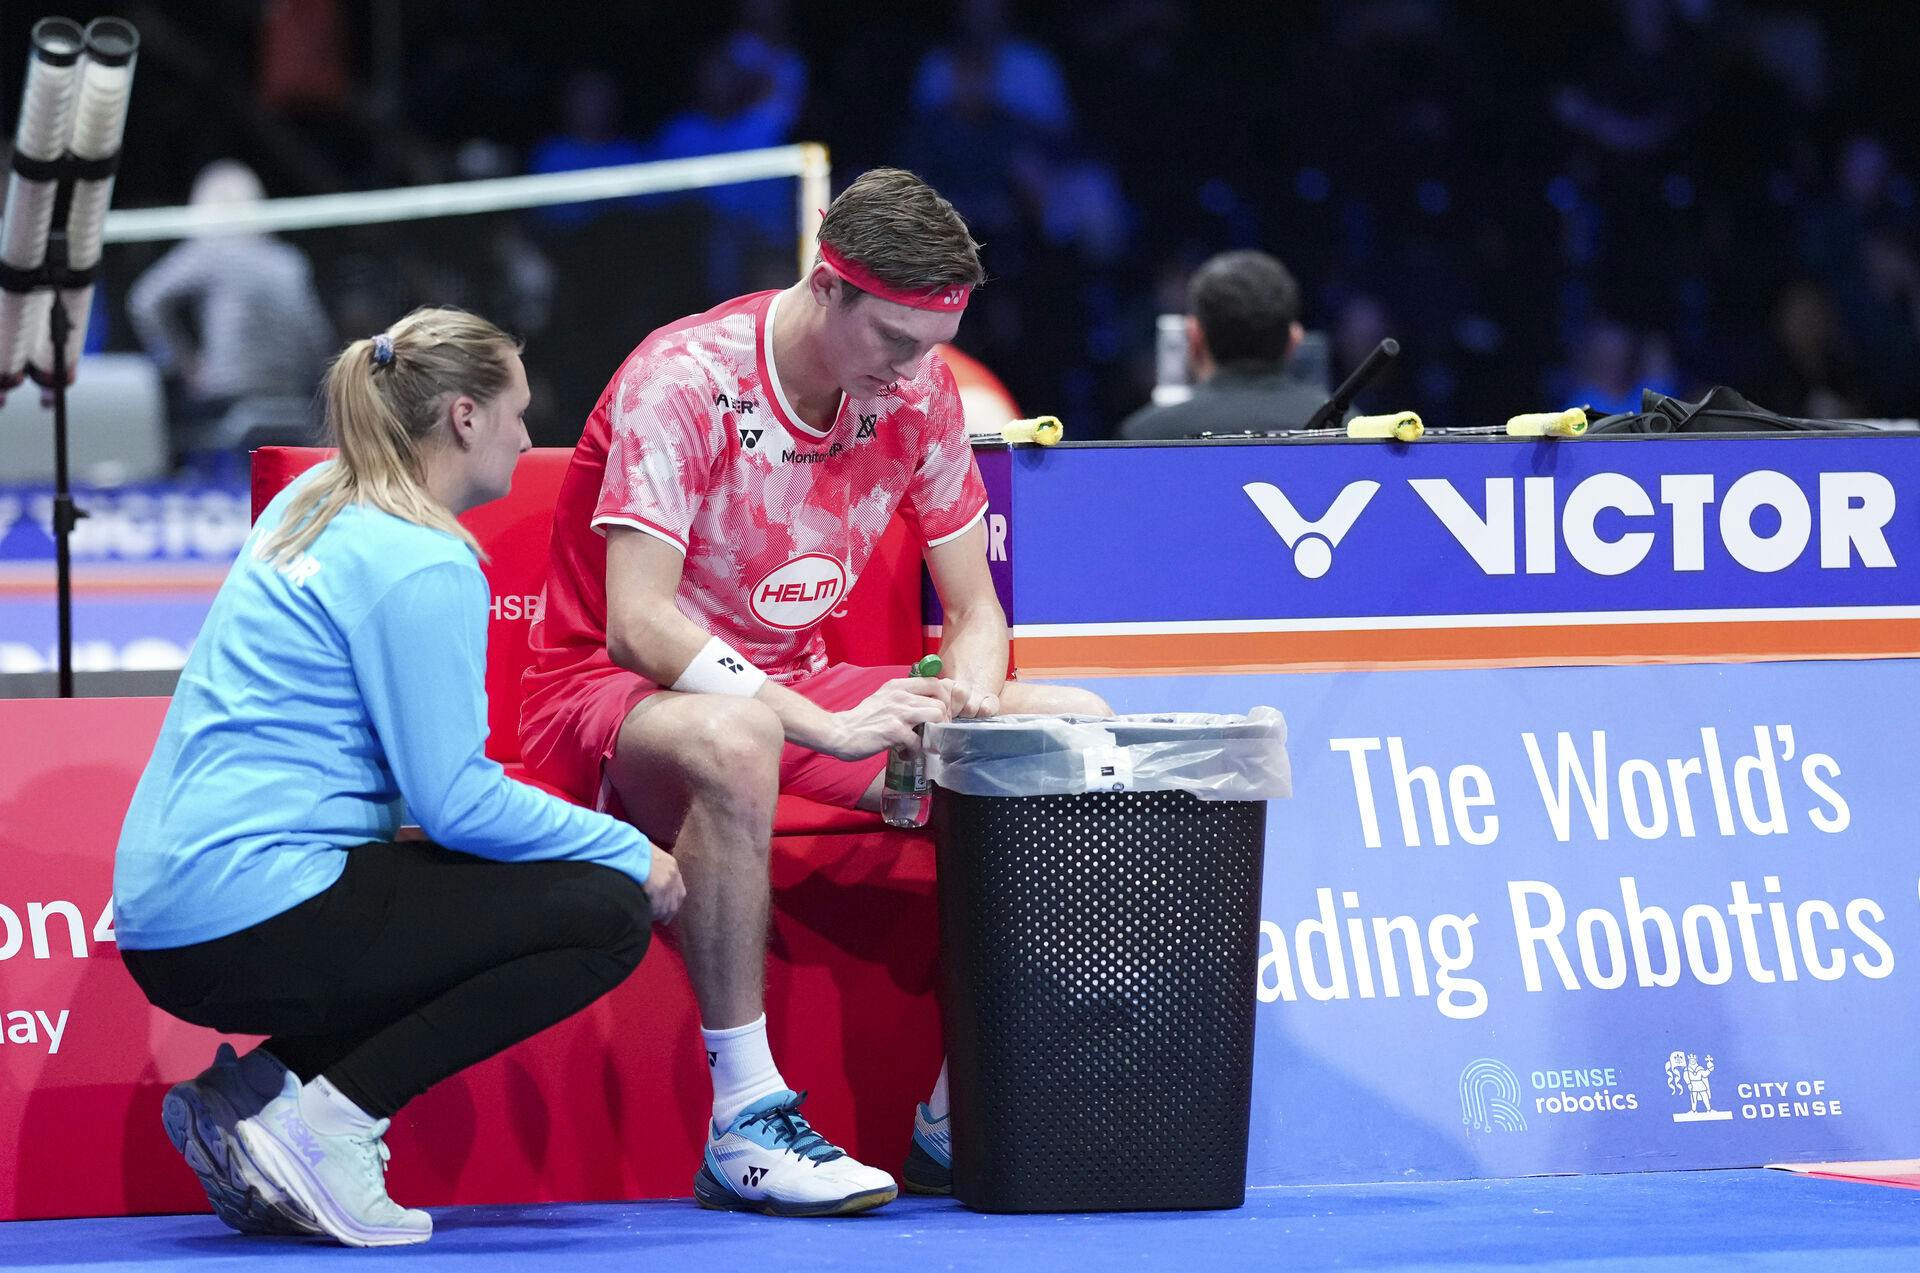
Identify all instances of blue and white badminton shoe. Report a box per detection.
[694,1089,898,1216]
[900,1102,952,1195]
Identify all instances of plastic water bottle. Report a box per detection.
[882,654,944,828]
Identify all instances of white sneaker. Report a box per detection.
[693,1089,898,1217]
[161,1044,319,1235]
[236,1072,432,1247]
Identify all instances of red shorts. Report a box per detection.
[519,662,901,814]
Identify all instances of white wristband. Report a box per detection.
[672,635,768,697]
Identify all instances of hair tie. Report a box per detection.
[370,334,394,367]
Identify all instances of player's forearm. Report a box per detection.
[610,605,848,751]
[606,605,715,688]
[754,678,848,754]
[936,602,1009,696]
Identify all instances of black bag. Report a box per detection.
[1585,385,1857,434]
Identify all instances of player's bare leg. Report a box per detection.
[999,681,1114,719]
[608,691,780,1029]
[607,691,896,1216]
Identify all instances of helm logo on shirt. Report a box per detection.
[749,553,849,631]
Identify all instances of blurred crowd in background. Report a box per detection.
[6,0,1918,454]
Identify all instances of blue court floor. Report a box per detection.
[2,1170,1916,1271]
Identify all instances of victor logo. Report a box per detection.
[1459,1057,1527,1133]
[1243,480,1380,578]
[856,414,877,439]
[1408,471,1895,576]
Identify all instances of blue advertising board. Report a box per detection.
[997,435,1920,675]
[990,433,1920,1183]
[0,481,246,672]
[1066,661,1920,1183]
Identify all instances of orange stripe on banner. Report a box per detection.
[0,568,227,597]
[1013,619,1920,676]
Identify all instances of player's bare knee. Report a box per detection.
[679,697,783,795]
[1006,683,1113,717]
[1059,686,1115,716]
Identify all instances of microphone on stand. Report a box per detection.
[1303,337,1399,433]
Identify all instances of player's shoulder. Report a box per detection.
[622,290,772,383]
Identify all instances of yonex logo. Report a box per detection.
[742,1166,769,1187]
[717,657,746,675]
[739,427,764,450]
[1460,1057,1527,1133]
[941,288,966,306]
[1243,480,1380,578]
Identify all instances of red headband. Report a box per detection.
[818,241,972,313]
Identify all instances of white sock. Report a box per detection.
[299,1075,377,1137]
[926,1059,950,1121]
[702,1014,787,1129]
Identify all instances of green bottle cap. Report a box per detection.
[911,654,943,678]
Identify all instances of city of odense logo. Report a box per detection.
[1665,1048,1732,1122]
[749,553,848,631]
[1663,1047,1845,1124]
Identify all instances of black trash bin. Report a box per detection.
[925,712,1290,1213]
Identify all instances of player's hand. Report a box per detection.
[644,849,685,924]
[941,678,1000,719]
[826,678,953,759]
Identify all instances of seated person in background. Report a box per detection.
[521,167,1109,1217]
[126,161,334,459]
[1118,249,1326,439]
[114,308,683,1249]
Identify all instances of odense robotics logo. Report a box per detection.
[1460,1057,1527,1133]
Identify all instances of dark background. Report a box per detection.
[6,0,1917,443]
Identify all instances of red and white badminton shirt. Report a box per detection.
[527,289,987,695]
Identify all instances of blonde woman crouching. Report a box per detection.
[113,308,684,1247]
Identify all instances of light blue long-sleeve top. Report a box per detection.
[113,466,650,950]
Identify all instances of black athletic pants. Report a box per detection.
[123,840,651,1119]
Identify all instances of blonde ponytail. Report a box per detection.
[262,307,519,564]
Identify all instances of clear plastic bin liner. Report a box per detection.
[924,708,1290,801]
